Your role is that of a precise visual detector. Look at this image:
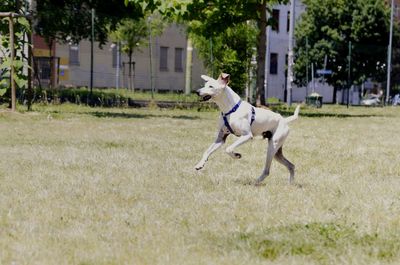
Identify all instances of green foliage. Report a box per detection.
[109,18,148,55]
[294,0,394,90]
[109,13,165,56]
[0,1,31,100]
[191,23,257,94]
[126,0,288,103]
[35,0,144,46]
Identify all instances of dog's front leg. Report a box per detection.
[225,133,253,159]
[195,129,228,170]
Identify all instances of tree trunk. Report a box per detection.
[255,0,267,106]
[332,85,337,104]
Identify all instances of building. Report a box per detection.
[33,23,205,92]
[265,2,335,103]
[267,0,400,103]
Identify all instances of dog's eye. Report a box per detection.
[209,85,214,88]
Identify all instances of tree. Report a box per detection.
[109,18,148,91]
[191,23,257,94]
[294,0,394,103]
[126,0,288,105]
[109,13,166,91]
[0,0,31,107]
[35,0,143,46]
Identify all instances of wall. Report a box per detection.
[54,24,205,92]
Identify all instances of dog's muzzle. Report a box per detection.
[196,89,212,102]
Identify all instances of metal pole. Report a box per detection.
[116,42,120,90]
[386,0,394,105]
[148,16,154,99]
[311,62,315,93]
[265,24,271,101]
[90,8,94,104]
[210,38,214,77]
[306,36,309,97]
[184,37,193,95]
[286,0,296,106]
[9,15,16,111]
[347,41,352,108]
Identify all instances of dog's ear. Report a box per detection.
[218,73,230,86]
[201,75,213,82]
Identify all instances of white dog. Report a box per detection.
[195,73,300,185]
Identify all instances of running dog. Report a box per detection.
[195,73,300,185]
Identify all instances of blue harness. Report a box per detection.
[221,100,256,135]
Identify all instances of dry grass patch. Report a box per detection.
[0,104,400,265]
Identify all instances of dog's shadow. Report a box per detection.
[234,178,260,186]
[234,178,304,189]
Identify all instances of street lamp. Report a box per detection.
[386,0,394,105]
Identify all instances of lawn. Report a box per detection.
[1,104,400,265]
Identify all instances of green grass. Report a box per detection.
[1,103,400,264]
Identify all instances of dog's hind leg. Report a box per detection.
[274,147,295,184]
[255,139,278,184]
[256,122,289,185]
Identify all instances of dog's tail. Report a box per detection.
[285,105,300,123]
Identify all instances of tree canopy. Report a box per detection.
[127,0,288,105]
[294,0,395,102]
[191,23,257,94]
[35,0,143,46]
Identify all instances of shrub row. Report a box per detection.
[1,87,215,110]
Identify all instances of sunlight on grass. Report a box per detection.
[1,104,400,264]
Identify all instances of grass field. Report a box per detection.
[1,104,400,265]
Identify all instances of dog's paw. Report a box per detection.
[234,153,242,159]
[194,163,204,170]
[254,181,266,187]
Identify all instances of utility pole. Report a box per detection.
[90,8,94,104]
[148,16,154,99]
[347,41,352,108]
[116,42,120,90]
[209,38,214,77]
[386,0,394,105]
[184,37,193,95]
[286,0,296,106]
[306,36,309,97]
[265,22,271,101]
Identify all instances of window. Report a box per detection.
[270,53,278,75]
[160,46,169,71]
[174,48,184,72]
[69,44,79,66]
[285,54,288,76]
[287,11,290,32]
[272,9,280,32]
[36,57,51,79]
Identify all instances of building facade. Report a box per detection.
[33,23,205,92]
[265,2,335,103]
[267,0,400,103]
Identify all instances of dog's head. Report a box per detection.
[196,73,230,102]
